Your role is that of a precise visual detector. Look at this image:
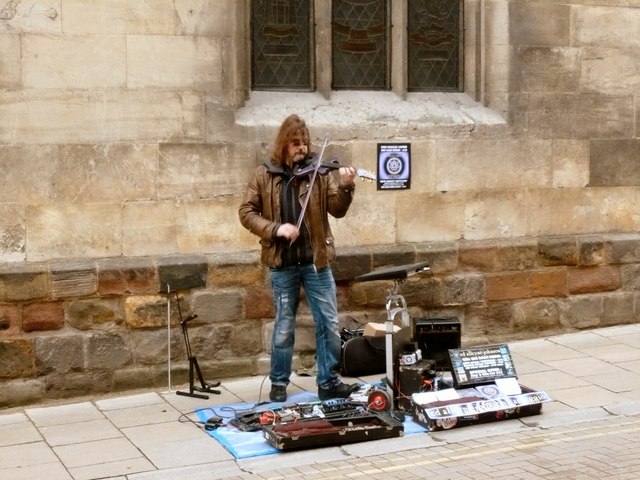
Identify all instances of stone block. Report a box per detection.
[0,379,44,408]
[0,304,21,336]
[332,246,373,281]
[509,2,570,46]
[187,324,234,360]
[568,266,621,295]
[0,90,204,144]
[44,370,112,399]
[97,257,157,295]
[0,1,61,33]
[530,268,568,298]
[512,298,561,332]
[370,243,417,270]
[62,0,176,35]
[414,241,458,275]
[124,295,171,329]
[552,140,589,188]
[602,293,635,326]
[127,35,223,90]
[112,365,164,391]
[131,329,183,365]
[442,274,484,306]
[459,239,499,272]
[526,93,634,139]
[26,203,122,261]
[0,33,20,87]
[23,301,64,333]
[0,263,50,302]
[190,289,243,324]
[528,187,637,236]
[0,145,59,203]
[244,286,274,320]
[559,296,603,329]
[122,201,178,258]
[581,47,640,94]
[514,46,580,93]
[0,338,35,378]
[590,140,640,187]
[85,333,131,370]
[572,5,640,49]
[486,272,530,302]
[157,255,208,292]
[435,139,552,191]
[0,203,26,262]
[497,238,538,271]
[229,321,264,356]
[538,236,578,266]
[175,197,254,255]
[159,143,253,198]
[54,144,158,202]
[175,0,237,36]
[333,189,397,246]
[620,264,640,291]
[34,334,84,375]
[23,34,126,88]
[65,298,124,331]
[465,301,514,338]
[208,252,264,287]
[607,233,640,264]
[50,260,98,299]
[464,190,529,240]
[397,191,464,242]
[577,235,608,266]
[205,103,249,142]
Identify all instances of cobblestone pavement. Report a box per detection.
[1,324,639,480]
[220,415,640,480]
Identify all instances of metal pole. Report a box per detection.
[167,284,171,392]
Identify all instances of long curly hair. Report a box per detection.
[271,114,310,166]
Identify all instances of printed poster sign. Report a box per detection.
[449,344,517,387]
[424,391,552,419]
[377,143,410,190]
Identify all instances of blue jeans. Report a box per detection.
[269,264,342,390]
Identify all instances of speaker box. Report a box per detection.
[413,317,461,369]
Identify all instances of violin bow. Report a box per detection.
[295,134,329,234]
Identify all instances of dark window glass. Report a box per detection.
[332,0,389,90]
[407,0,461,91]
[251,0,313,90]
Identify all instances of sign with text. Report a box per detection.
[377,143,410,190]
[449,344,517,387]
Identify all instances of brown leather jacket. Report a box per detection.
[238,161,354,268]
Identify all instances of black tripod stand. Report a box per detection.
[174,294,221,399]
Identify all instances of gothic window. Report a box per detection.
[251,0,462,93]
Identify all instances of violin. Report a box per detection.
[293,153,376,182]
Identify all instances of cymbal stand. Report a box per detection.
[175,293,221,399]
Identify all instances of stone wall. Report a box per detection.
[2,1,640,407]
[2,233,640,408]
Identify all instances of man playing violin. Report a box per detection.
[239,114,359,402]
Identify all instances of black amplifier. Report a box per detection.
[413,317,461,369]
[397,359,437,411]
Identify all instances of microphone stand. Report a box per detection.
[175,293,221,399]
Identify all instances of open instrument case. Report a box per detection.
[230,398,404,451]
[410,344,551,431]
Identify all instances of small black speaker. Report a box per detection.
[413,317,461,369]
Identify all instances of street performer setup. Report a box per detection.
[224,261,550,451]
